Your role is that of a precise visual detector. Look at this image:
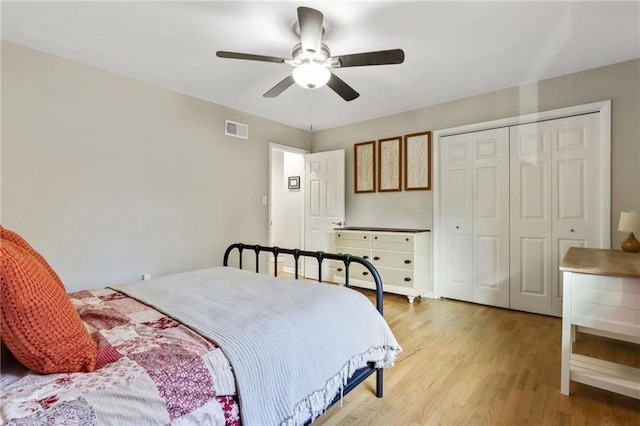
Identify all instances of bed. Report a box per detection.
[0,236,401,426]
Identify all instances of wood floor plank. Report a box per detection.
[304,288,640,425]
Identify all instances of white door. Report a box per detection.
[472,128,510,308]
[439,133,473,302]
[510,121,554,315]
[510,113,601,316]
[440,129,510,307]
[304,149,345,280]
[550,113,601,316]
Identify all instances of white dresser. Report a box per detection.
[560,247,640,399]
[332,227,431,303]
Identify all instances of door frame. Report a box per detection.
[432,100,611,299]
[268,143,310,275]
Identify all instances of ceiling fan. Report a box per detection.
[216,6,405,101]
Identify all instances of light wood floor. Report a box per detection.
[313,289,640,426]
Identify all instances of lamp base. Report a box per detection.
[621,232,640,253]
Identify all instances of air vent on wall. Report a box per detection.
[225,120,248,140]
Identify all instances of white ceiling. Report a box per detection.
[2,1,639,131]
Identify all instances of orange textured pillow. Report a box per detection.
[0,240,97,373]
[1,225,65,291]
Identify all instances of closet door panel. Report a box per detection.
[440,133,473,302]
[472,128,510,308]
[510,122,553,315]
[551,113,601,315]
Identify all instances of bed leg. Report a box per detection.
[376,368,383,398]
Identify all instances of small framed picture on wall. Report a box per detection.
[354,141,376,193]
[288,176,300,190]
[378,136,402,192]
[404,131,432,190]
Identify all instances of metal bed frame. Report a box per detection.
[222,243,385,407]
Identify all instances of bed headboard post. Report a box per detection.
[314,252,325,283]
[343,254,351,288]
[272,247,280,277]
[223,243,244,269]
[223,243,384,315]
[253,245,262,273]
[293,249,301,279]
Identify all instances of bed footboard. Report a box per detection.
[223,243,385,401]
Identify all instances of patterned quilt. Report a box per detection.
[0,288,240,425]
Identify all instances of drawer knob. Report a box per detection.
[374,236,378,239]
[570,229,575,233]
[337,234,341,237]
[404,260,412,264]
[363,272,369,276]
[373,256,380,261]
[363,236,367,239]
[337,268,343,272]
[404,277,412,282]
[405,238,409,241]
[363,255,369,259]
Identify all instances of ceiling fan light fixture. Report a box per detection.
[292,62,330,89]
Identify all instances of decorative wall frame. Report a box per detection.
[354,141,376,193]
[404,131,432,190]
[378,136,402,192]
[288,176,300,190]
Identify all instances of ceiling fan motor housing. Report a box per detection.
[292,43,330,65]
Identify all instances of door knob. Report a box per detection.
[332,221,344,226]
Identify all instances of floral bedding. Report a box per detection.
[0,288,240,425]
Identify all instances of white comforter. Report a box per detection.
[115,266,401,426]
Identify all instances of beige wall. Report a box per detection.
[1,41,312,291]
[312,59,640,249]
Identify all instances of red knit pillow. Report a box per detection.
[0,240,97,373]
[0,225,65,291]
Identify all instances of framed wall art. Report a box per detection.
[354,141,375,193]
[378,136,402,192]
[287,176,300,190]
[404,131,432,190]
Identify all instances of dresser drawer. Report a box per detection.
[335,233,371,249]
[371,250,414,270]
[378,267,415,288]
[372,240,413,251]
[372,233,414,244]
[334,263,373,282]
[333,246,371,261]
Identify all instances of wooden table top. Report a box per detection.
[335,227,430,233]
[560,247,640,278]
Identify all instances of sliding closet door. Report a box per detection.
[440,133,473,302]
[472,128,510,308]
[440,128,509,307]
[510,122,553,315]
[510,113,601,316]
[549,113,601,316]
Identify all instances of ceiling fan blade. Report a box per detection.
[263,74,296,98]
[332,49,405,68]
[297,7,323,55]
[327,73,359,102]
[216,51,287,64]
